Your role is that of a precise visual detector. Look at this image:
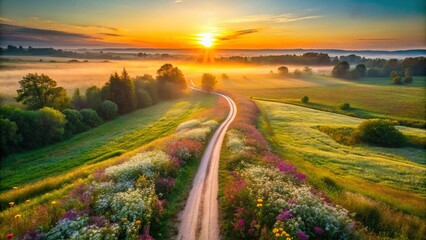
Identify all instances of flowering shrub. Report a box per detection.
[226,129,247,153]
[45,216,89,240]
[178,127,212,142]
[200,120,219,130]
[70,223,120,240]
[104,151,171,182]
[167,139,202,162]
[176,119,201,132]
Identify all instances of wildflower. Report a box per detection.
[295,172,307,182]
[9,202,14,207]
[256,203,263,207]
[51,201,57,205]
[6,233,13,239]
[275,233,281,237]
[25,199,30,203]
[276,210,292,222]
[237,219,245,227]
[248,228,255,234]
[279,228,283,231]
[135,220,142,225]
[257,198,263,203]
[14,214,22,219]
[296,231,308,240]
[273,228,279,233]
[314,226,324,235]
[13,187,18,190]
[122,218,128,222]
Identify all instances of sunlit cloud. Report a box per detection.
[175,0,183,3]
[100,33,122,37]
[77,25,121,32]
[218,29,259,41]
[224,14,321,24]
[0,17,14,23]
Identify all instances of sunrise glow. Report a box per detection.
[198,33,215,48]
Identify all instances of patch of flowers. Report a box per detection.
[221,97,357,240]
[18,117,219,239]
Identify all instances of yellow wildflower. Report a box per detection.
[9,202,14,207]
[122,218,128,222]
[51,201,57,205]
[13,187,18,190]
[273,228,279,233]
[26,199,30,203]
[14,214,22,219]
[275,233,280,237]
[135,220,142,225]
[256,203,263,207]
[279,228,283,231]
[257,198,263,203]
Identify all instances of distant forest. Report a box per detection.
[2,45,425,77]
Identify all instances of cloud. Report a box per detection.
[100,33,122,37]
[77,25,120,32]
[0,17,14,23]
[219,29,259,41]
[224,14,321,24]
[175,0,182,2]
[0,23,107,47]
[357,38,396,41]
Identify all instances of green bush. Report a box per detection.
[80,108,102,129]
[301,96,309,103]
[340,103,351,110]
[38,107,67,144]
[353,119,406,147]
[99,100,118,120]
[63,109,85,137]
[0,118,21,156]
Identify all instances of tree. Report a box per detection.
[0,118,21,157]
[301,96,309,103]
[355,64,367,78]
[156,63,187,99]
[80,108,102,128]
[340,103,351,110]
[293,69,302,78]
[277,66,289,75]
[332,61,350,78]
[16,73,70,110]
[303,66,313,75]
[99,100,118,120]
[71,88,86,110]
[62,109,85,137]
[390,71,401,85]
[38,107,66,145]
[135,89,153,108]
[201,73,217,92]
[134,74,157,107]
[221,73,230,80]
[106,69,137,114]
[85,86,102,111]
[403,68,413,84]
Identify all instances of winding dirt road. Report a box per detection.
[177,81,237,240]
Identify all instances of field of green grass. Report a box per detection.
[0,92,216,191]
[258,100,426,237]
[218,74,426,122]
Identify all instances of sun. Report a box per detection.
[198,33,215,48]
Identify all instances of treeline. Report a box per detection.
[331,59,419,83]
[0,64,187,157]
[0,45,121,60]
[216,52,331,65]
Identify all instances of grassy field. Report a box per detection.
[0,92,216,191]
[215,74,426,121]
[257,100,426,237]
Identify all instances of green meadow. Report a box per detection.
[220,74,426,122]
[258,100,426,238]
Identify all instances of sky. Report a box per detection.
[0,0,425,50]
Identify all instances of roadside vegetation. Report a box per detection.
[219,96,358,240]
[0,90,228,239]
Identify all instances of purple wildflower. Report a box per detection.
[296,231,308,240]
[276,210,292,222]
[248,228,255,234]
[278,161,297,174]
[314,226,324,235]
[295,172,307,182]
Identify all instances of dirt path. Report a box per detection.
[177,81,237,240]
